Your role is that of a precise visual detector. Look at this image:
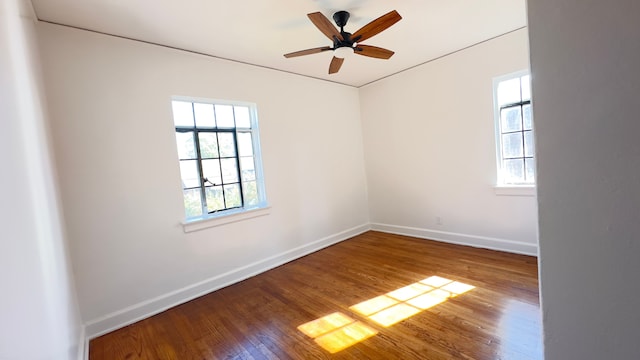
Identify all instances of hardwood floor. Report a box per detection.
[89,231,542,359]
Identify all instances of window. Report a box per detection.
[494,71,535,186]
[171,98,267,222]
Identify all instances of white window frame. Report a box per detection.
[171,96,269,231]
[492,70,536,197]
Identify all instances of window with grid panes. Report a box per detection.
[172,98,266,220]
[494,72,535,185]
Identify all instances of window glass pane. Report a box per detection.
[500,106,522,133]
[243,181,258,206]
[218,132,236,157]
[240,156,255,181]
[523,104,533,130]
[174,99,264,217]
[224,184,242,208]
[215,104,235,128]
[525,158,536,183]
[179,160,201,188]
[521,75,531,101]
[198,132,219,158]
[183,188,203,218]
[495,73,534,185]
[194,103,215,128]
[221,158,239,183]
[503,159,525,183]
[202,159,222,186]
[237,132,253,156]
[502,133,524,158]
[497,78,521,106]
[524,130,535,157]
[235,106,251,128]
[204,186,224,213]
[175,132,196,159]
[172,101,194,127]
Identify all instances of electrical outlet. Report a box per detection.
[436,216,443,225]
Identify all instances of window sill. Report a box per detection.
[494,185,536,197]
[181,205,271,233]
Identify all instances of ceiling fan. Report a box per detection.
[284,10,402,74]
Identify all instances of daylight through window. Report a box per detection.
[172,98,266,220]
[494,72,535,185]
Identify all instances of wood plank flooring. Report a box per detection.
[89,231,542,359]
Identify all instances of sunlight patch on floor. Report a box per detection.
[298,312,377,353]
[351,276,475,327]
[299,276,475,353]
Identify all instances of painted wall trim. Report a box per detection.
[84,223,371,339]
[84,222,536,340]
[79,326,88,360]
[371,223,538,256]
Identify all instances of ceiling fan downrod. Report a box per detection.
[331,11,356,50]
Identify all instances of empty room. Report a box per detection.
[2,0,639,359]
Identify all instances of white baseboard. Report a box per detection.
[84,223,370,339]
[371,223,538,256]
[77,325,88,360]
[83,222,536,342]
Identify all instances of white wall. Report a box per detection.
[37,22,370,336]
[0,1,83,359]
[359,29,538,255]
[528,1,640,358]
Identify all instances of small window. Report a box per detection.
[171,98,267,221]
[493,71,535,185]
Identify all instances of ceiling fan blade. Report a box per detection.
[354,44,395,59]
[352,10,402,43]
[284,46,332,58]
[329,56,344,74]
[308,12,344,41]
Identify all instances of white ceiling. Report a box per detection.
[30,0,527,87]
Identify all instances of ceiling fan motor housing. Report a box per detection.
[334,32,354,49]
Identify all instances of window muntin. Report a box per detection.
[172,98,265,220]
[494,72,535,185]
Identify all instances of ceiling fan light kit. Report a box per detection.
[284,9,402,74]
[333,46,353,59]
